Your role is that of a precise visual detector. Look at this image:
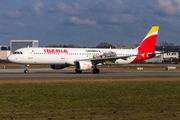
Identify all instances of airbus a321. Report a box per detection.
[8,26,159,74]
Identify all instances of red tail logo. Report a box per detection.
[132,26,159,63]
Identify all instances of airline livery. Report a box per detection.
[7,26,159,74]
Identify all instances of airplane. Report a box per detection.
[7,26,159,74]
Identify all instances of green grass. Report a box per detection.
[0,78,180,119]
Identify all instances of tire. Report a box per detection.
[92,68,100,74]
[75,69,82,73]
[24,70,29,73]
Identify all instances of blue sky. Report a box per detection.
[0,0,180,47]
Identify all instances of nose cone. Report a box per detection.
[7,55,14,63]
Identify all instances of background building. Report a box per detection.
[145,52,179,63]
[155,46,180,57]
[145,54,163,63]
[10,40,38,52]
[0,45,11,60]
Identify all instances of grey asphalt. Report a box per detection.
[0,68,180,79]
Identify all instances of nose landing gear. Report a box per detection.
[24,64,29,73]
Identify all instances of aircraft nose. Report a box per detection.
[7,55,14,63]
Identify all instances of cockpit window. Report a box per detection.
[13,52,23,54]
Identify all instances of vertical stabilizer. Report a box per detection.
[137,26,159,52]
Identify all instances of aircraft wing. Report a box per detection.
[76,54,140,64]
[91,54,140,64]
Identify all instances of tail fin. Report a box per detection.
[137,26,159,52]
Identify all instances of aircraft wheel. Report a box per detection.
[75,69,82,73]
[92,68,100,74]
[24,70,29,73]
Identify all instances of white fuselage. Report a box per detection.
[8,47,139,65]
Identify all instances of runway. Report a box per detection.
[0,68,180,79]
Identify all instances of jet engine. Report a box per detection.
[75,61,92,70]
[50,65,68,70]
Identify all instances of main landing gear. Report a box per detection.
[92,64,100,74]
[92,68,99,74]
[24,64,29,73]
[75,68,99,74]
[75,69,82,73]
[75,64,100,74]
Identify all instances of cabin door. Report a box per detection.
[28,48,33,59]
[61,53,65,59]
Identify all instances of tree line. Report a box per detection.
[46,42,178,48]
[46,42,116,48]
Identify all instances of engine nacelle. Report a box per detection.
[50,65,68,70]
[75,61,92,70]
